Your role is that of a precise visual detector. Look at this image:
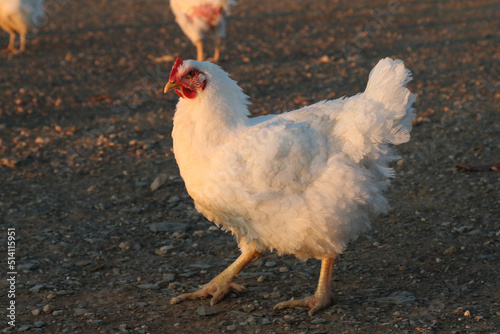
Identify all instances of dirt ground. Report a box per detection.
[1,0,499,333]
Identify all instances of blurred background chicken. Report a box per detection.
[164,57,416,315]
[170,0,235,62]
[0,0,44,53]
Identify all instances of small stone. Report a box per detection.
[148,222,190,233]
[443,246,457,254]
[278,267,289,273]
[43,304,55,314]
[168,196,181,203]
[162,273,176,282]
[18,263,38,271]
[226,324,237,332]
[311,317,327,324]
[119,242,130,250]
[91,320,103,326]
[30,284,46,293]
[464,310,471,317]
[242,304,255,313]
[374,291,416,305]
[155,245,175,255]
[468,229,481,236]
[137,283,159,290]
[265,261,277,268]
[193,230,205,237]
[47,293,56,299]
[74,309,87,316]
[32,309,41,316]
[17,325,32,332]
[33,321,46,328]
[262,318,272,325]
[428,299,445,312]
[52,310,64,316]
[150,174,169,192]
[197,305,218,316]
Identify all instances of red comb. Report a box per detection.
[170,58,183,81]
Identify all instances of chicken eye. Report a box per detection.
[185,70,195,80]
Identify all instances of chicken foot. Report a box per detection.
[1,33,17,54]
[274,258,335,316]
[171,249,261,306]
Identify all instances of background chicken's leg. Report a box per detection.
[195,40,204,61]
[2,33,16,53]
[274,258,335,316]
[19,32,26,53]
[171,249,261,306]
[212,37,221,63]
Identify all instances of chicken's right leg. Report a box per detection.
[19,33,26,53]
[2,33,17,53]
[171,248,261,306]
[195,40,204,61]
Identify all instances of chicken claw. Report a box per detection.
[170,249,261,306]
[171,279,246,306]
[274,293,332,316]
[274,258,335,316]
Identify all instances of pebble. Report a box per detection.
[155,245,175,255]
[32,309,41,316]
[52,310,64,316]
[30,284,45,293]
[162,274,176,283]
[443,246,457,254]
[150,174,168,191]
[119,242,130,250]
[148,222,190,233]
[373,291,416,305]
[137,283,160,290]
[197,305,218,316]
[43,304,55,314]
[91,320,103,326]
[74,309,87,316]
[428,299,445,312]
[17,325,31,332]
[265,261,277,268]
[226,324,237,332]
[18,263,38,271]
[311,317,327,324]
[33,321,46,328]
[241,304,255,313]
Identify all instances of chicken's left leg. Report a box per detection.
[274,258,335,316]
[195,40,204,61]
[171,248,261,306]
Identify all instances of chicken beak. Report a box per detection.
[164,81,181,94]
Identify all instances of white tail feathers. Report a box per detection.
[333,58,416,169]
[364,57,416,143]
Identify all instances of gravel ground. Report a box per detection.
[1,0,499,333]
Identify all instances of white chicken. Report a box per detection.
[164,57,416,315]
[170,0,235,62]
[0,0,44,53]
